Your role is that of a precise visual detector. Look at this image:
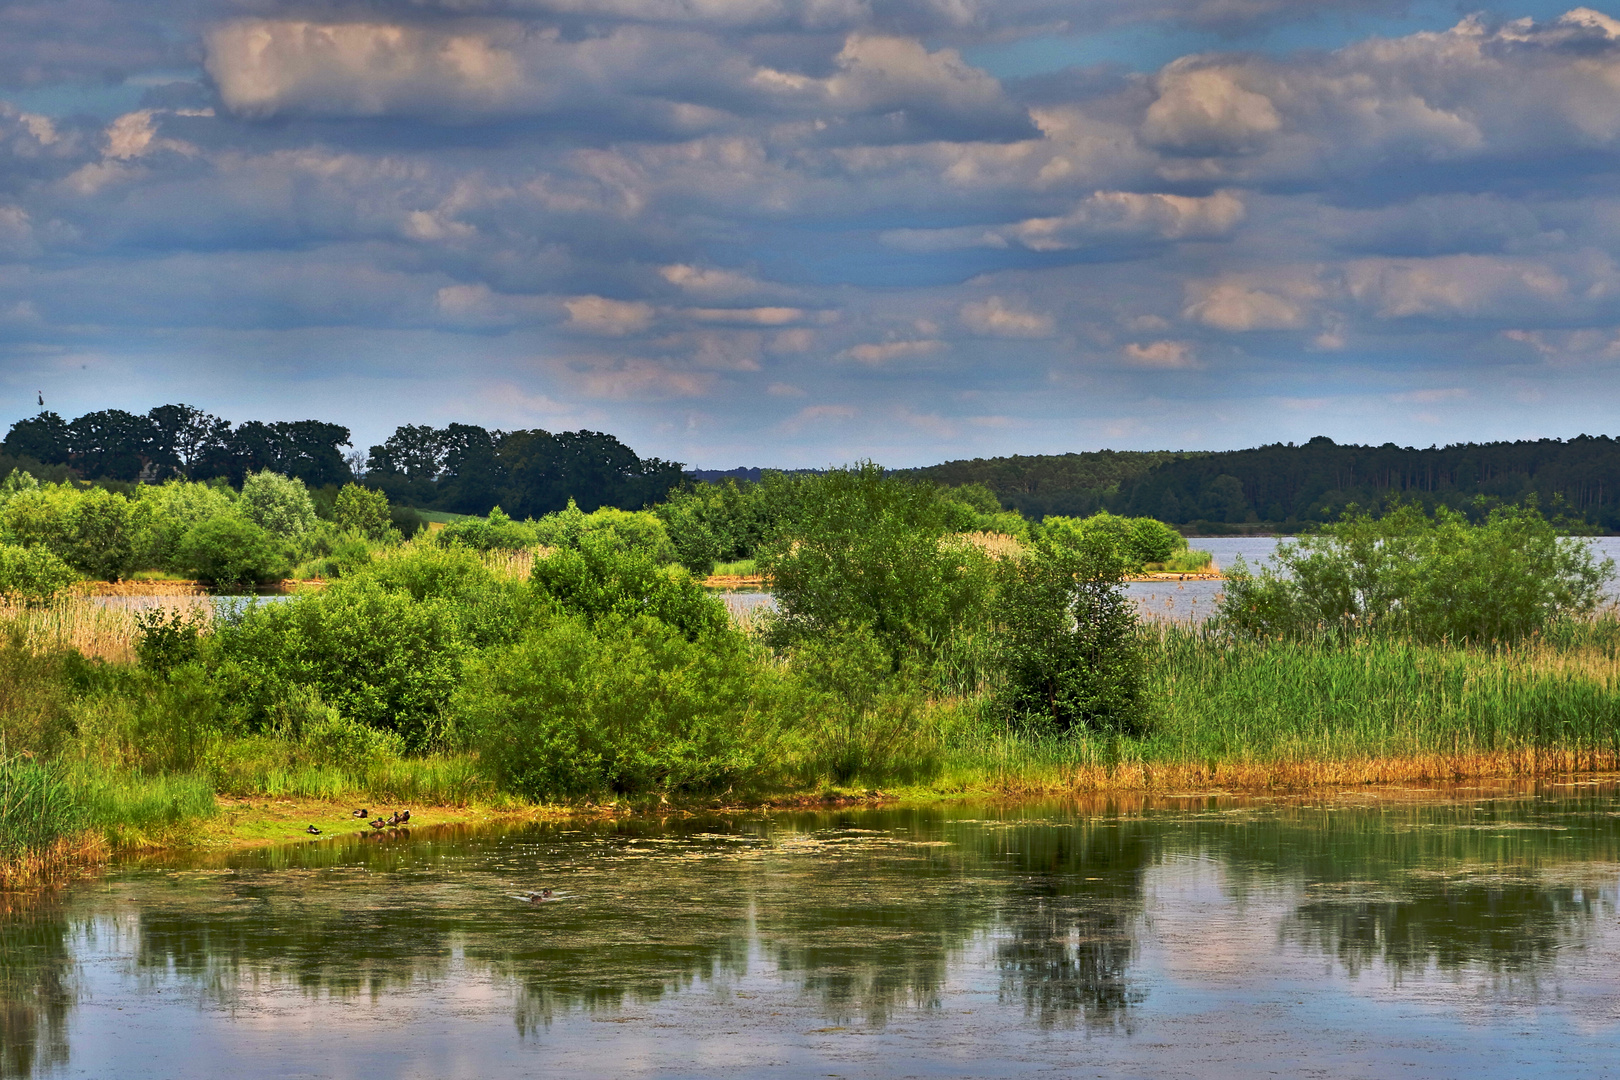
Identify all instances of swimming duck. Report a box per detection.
[306,825,321,835]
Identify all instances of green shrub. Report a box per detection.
[0,544,78,605]
[1219,501,1614,644]
[334,484,396,541]
[533,534,728,640]
[438,506,537,551]
[2,484,139,581]
[786,623,940,784]
[992,524,1146,735]
[213,577,468,747]
[458,614,782,798]
[0,633,80,758]
[129,665,225,774]
[0,754,83,861]
[532,500,677,563]
[132,480,239,571]
[240,470,319,539]
[759,463,993,664]
[133,607,208,674]
[176,516,287,588]
[1127,517,1184,565]
[363,543,543,647]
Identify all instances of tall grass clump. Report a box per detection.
[0,753,83,879]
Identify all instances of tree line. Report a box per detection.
[1,407,683,518]
[908,435,1620,529]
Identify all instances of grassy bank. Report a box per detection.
[12,617,1620,885]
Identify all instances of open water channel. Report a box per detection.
[5,783,1620,1078]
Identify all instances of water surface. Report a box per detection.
[6,783,1620,1077]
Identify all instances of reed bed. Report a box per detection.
[0,597,209,664]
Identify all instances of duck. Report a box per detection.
[398,810,411,824]
[306,825,321,835]
[352,808,369,819]
[387,811,401,826]
[370,818,387,829]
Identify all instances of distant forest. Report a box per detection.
[1,407,682,517]
[915,436,1620,531]
[7,407,1620,530]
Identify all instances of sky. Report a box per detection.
[2,0,1620,468]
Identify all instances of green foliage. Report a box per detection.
[213,577,469,747]
[992,525,1146,735]
[333,483,395,541]
[132,480,239,571]
[239,470,319,539]
[0,544,78,605]
[1127,517,1184,564]
[0,468,39,506]
[759,464,994,664]
[654,473,811,575]
[0,633,80,758]
[133,607,208,675]
[458,614,782,798]
[437,506,537,550]
[1,484,139,581]
[1219,501,1615,644]
[269,684,404,771]
[363,544,542,648]
[533,534,729,640]
[786,623,940,784]
[532,499,676,562]
[175,516,287,588]
[0,754,82,860]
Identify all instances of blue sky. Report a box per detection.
[2,0,1620,468]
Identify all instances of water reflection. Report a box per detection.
[4,784,1619,1077]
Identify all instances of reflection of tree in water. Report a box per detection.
[1189,793,1620,981]
[1286,876,1604,980]
[0,895,76,1077]
[985,818,1153,1030]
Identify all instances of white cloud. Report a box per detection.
[564,295,657,334]
[1123,339,1197,367]
[839,339,946,363]
[1183,279,1310,331]
[959,296,1054,337]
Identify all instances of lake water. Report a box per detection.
[7,783,1620,1078]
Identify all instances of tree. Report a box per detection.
[240,470,318,538]
[67,409,158,481]
[176,516,287,588]
[759,463,992,664]
[333,483,394,540]
[147,404,231,479]
[993,525,1145,734]
[2,412,71,465]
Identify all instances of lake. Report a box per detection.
[6,782,1620,1077]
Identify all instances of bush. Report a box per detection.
[1127,517,1184,565]
[533,534,729,640]
[363,543,543,647]
[0,544,78,605]
[0,754,82,863]
[2,484,139,581]
[240,470,318,539]
[1218,501,1615,644]
[438,507,537,551]
[993,524,1146,734]
[133,480,239,571]
[334,484,396,541]
[0,633,81,758]
[213,577,469,747]
[532,500,677,563]
[458,614,783,798]
[175,516,287,588]
[759,464,993,664]
[133,607,208,675]
[786,623,939,784]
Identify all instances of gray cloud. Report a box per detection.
[6,6,1620,464]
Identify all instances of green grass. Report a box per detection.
[711,558,759,577]
[1143,550,1214,573]
[411,509,482,525]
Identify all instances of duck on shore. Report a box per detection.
[306,825,321,835]
[352,809,369,819]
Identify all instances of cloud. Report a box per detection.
[1123,339,1197,367]
[839,339,946,363]
[563,295,656,335]
[883,190,1244,252]
[1183,279,1309,330]
[959,295,1054,337]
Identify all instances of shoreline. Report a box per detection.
[11,751,1617,885]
